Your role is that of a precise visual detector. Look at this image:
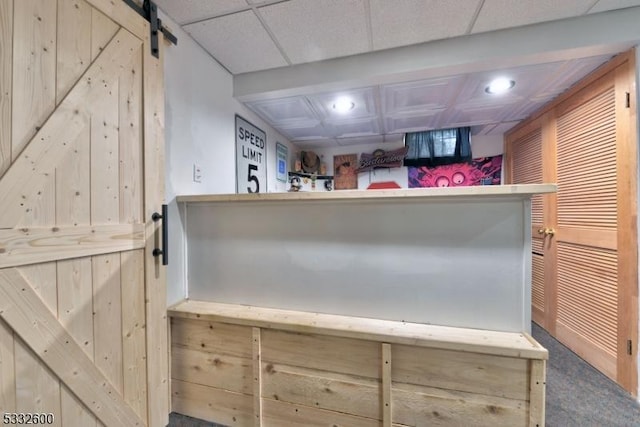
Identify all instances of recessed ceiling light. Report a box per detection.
[332,96,355,113]
[485,77,515,95]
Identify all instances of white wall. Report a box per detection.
[300,134,504,191]
[185,195,532,333]
[471,134,504,158]
[160,12,296,305]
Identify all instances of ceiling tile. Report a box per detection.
[327,117,380,138]
[501,100,549,122]
[308,87,378,121]
[258,0,369,64]
[444,103,512,128]
[370,0,481,50]
[278,123,331,141]
[472,123,499,136]
[155,0,249,25]
[589,0,640,13]
[485,121,520,135]
[472,0,596,34]
[246,97,319,127]
[294,139,339,149]
[452,63,564,111]
[336,135,384,146]
[384,113,443,134]
[184,11,287,73]
[382,76,465,117]
[531,55,611,101]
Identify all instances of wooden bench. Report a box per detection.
[169,300,547,427]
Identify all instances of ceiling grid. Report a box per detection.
[156,0,640,148]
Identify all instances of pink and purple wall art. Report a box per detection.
[408,155,503,188]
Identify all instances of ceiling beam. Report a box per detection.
[234,6,640,102]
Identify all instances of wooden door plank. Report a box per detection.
[56,0,92,105]
[14,260,60,425]
[55,127,91,227]
[0,268,144,426]
[0,224,145,269]
[16,173,56,228]
[57,258,94,358]
[0,0,12,177]
[58,258,98,427]
[119,50,143,224]
[18,263,57,315]
[90,6,120,225]
[0,318,16,412]
[14,338,61,426]
[86,0,147,40]
[143,32,169,427]
[0,28,141,228]
[11,0,56,162]
[90,77,120,225]
[92,253,124,394]
[91,8,118,61]
[60,384,96,427]
[121,250,148,422]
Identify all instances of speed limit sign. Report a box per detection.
[236,115,266,194]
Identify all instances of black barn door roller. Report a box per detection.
[123,0,178,58]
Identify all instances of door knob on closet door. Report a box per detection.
[537,227,556,236]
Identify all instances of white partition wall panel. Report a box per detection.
[185,193,537,332]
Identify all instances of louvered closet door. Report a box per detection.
[510,127,546,326]
[554,79,619,380]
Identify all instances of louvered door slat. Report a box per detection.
[532,253,544,313]
[557,88,617,230]
[555,85,618,376]
[512,128,543,225]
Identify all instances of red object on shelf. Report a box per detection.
[366,181,402,190]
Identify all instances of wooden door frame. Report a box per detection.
[505,49,639,395]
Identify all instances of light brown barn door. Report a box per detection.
[506,51,638,395]
[0,0,168,425]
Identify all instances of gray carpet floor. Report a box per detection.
[531,323,640,427]
[168,323,640,426]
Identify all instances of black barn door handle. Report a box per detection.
[152,204,168,265]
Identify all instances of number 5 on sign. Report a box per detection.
[236,115,266,194]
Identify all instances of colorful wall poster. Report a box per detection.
[408,155,503,188]
[333,154,358,190]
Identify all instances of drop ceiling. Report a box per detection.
[155,0,640,148]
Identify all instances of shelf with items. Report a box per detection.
[288,171,333,180]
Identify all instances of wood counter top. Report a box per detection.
[176,183,556,204]
[169,299,548,360]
